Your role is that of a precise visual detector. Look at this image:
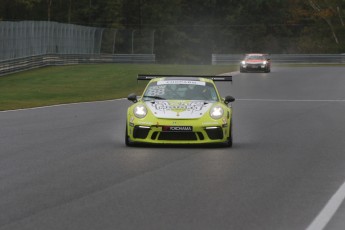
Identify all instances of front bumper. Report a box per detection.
[241,63,269,71]
[127,118,230,145]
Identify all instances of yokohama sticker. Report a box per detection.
[163,126,193,132]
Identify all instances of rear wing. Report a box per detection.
[137,74,232,82]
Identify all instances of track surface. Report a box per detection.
[1,66,345,230]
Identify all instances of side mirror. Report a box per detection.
[127,93,138,103]
[224,95,235,104]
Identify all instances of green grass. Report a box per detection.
[0,63,237,111]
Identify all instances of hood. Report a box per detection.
[245,59,265,64]
[145,100,213,119]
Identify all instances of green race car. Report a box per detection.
[126,74,235,147]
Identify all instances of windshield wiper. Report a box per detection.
[143,95,166,100]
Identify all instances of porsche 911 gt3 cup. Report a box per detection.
[240,53,271,73]
[125,74,235,147]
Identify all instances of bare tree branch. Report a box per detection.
[308,0,339,44]
[337,6,344,26]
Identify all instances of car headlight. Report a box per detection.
[210,106,224,119]
[133,105,147,118]
[241,61,246,65]
[263,61,267,65]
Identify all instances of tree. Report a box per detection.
[0,0,42,20]
[288,0,345,52]
[46,0,52,21]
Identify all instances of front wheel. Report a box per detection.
[225,121,233,147]
[125,124,133,147]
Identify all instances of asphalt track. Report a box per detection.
[1,66,345,230]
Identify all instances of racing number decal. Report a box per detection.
[146,85,166,96]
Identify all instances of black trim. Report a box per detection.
[137,74,232,82]
[133,126,150,139]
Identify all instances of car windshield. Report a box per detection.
[245,55,265,60]
[142,80,219,101]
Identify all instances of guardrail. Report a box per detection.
[212,54,345,65]
[0,54,156,76]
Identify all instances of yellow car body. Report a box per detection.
[126,75,235,147]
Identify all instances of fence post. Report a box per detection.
[131,30,136,54]
[151,30,155,54]
[112,29,117,54]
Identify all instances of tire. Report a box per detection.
[125,124,133,147]
[225,121,233,147]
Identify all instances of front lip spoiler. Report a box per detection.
[126,141,229,148]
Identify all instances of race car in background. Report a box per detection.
[240,53,271,73]
[126,74,235,147]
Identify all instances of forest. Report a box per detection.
[1,0,345,63]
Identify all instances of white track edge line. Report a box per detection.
[306,181,345,230]
[0,98,126,113]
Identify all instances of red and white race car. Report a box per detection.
[240,53,271,73]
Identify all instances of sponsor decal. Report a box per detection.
[145,100,212,119]
[202,121,219,125]
[157,80,205,86]
[138,121,154,125]
[154,101,204,112]
[162,126,193,132]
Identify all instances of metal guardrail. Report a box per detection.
[0,54,155,76]
[212,54,345,65]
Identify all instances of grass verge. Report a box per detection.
[0,63,236,111]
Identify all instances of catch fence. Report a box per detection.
[0,21,156,75]
[0,21,103,60]
[0,21,155,61]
